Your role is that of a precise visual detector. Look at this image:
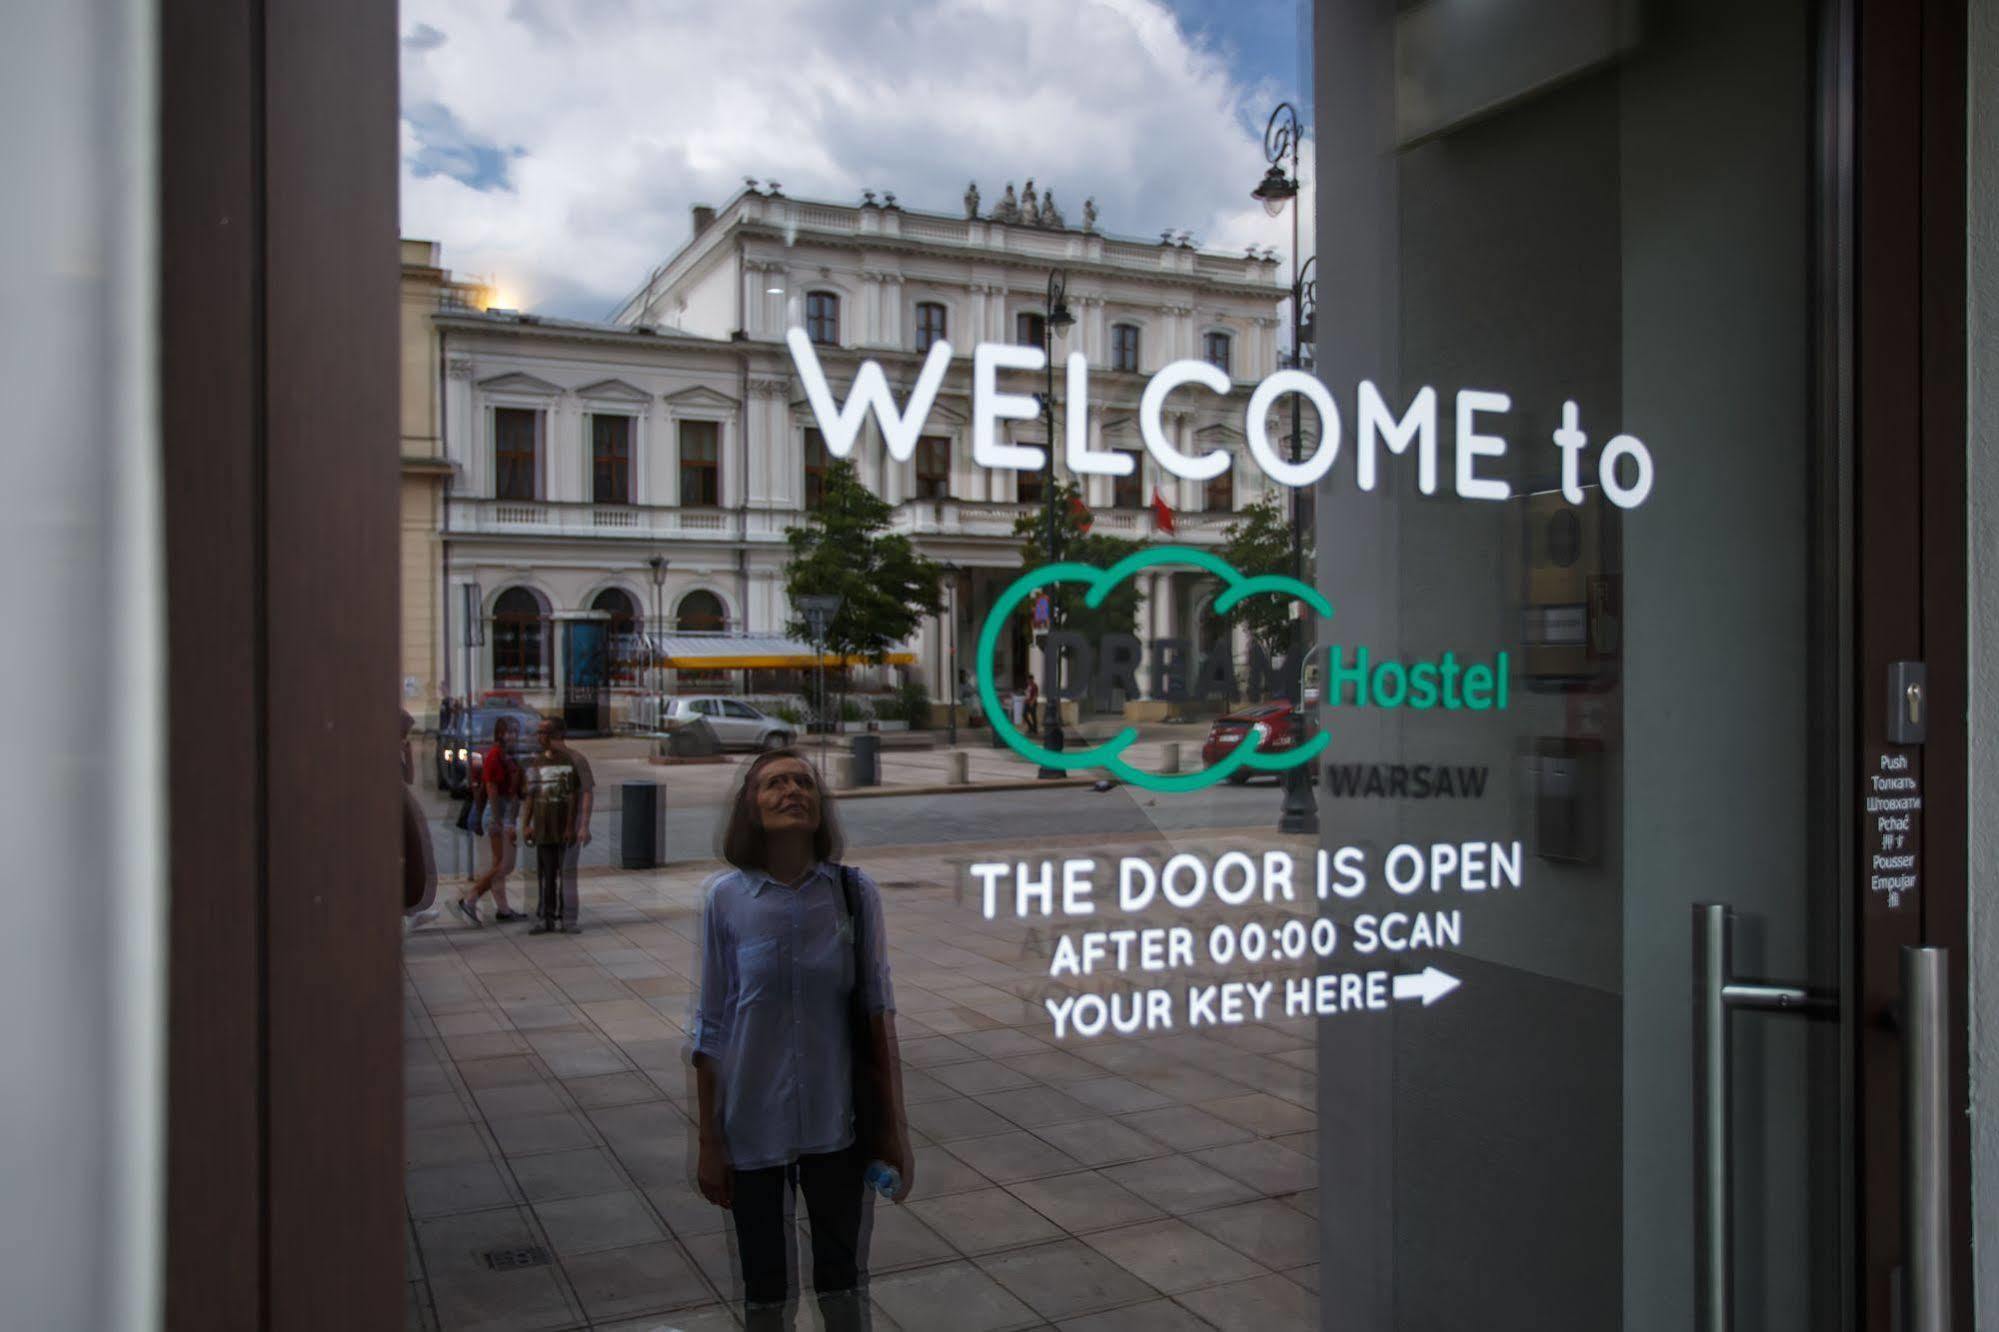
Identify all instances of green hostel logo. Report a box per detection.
[976,547,1333,793]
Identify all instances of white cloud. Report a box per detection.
[400,0,1313,322]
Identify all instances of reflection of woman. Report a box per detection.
[456,715,525,925]
[691,749,911,1328]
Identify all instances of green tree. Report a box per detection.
[1218,493,1313,661]
[784,459,944,672]
[1012,481,1145,687]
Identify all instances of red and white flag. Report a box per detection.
[1150,487,1176,534]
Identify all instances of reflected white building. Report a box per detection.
[413,184,1293,727]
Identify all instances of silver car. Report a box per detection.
[662,696,794,751]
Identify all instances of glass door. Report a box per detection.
[1311,1,1847,1327]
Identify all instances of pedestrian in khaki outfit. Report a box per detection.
[522,717,594,934]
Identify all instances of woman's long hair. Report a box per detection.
[720,747,845,871]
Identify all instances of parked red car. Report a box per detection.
[1202,701,1308,783]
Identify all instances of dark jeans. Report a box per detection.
[533,842,578,926]
[731,1149,867,1308]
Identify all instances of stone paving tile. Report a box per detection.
[491,1112,601,1159]
[930,1058,1041,1096]
[643,1183,735,1239]
[975,1238,1162,1322]
[1026,1118,1172,1169]
[1113,1106,1253,1154]
[1078,1218,1269,1295]
[1173,1271,1317,1331]
[857,1201,957,1272]
[1098,1157,1259,1216]
[562,1241,715,1323]
[1060,1077,1178,1117]
[908,1187,1065,1255]
[904,1095,1014,1143]
[1285,1263,1319,1293]
[534,1189,667,1257]
[1197,1092,1318,1137]
[564,1072,665,1109]
[952,1027,1054,1059]
[908,1144,991,1198]
[1182,1197,1320,1270]
[409,1092,474,1128]
[998,1050,1103,1085]
[868,1258,1041,1332]
[508,1147,633,1204]
[457,1056,546,1091]
[407,1160,519,1219]
[595,1304,742,1331]
[899,1035,985,1068]
[943,1131,1084,1185]
[416,1206,579,1332]
[1054,1297,1215,1331]
[978,1085,1099,1129]
[408,1123,493,1170]
[1005,1171,1163,1236]
[472,1081,569,1121]
[1190,1140,1316,1198]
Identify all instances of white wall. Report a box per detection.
[0,0,162,1328]
[1968,0,1998,1312]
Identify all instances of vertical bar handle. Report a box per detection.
[1693,904,1732,1332]
[1902,947,1950,1332]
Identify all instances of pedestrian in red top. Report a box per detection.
[1022,677,1040,733]
[456,715,526,926]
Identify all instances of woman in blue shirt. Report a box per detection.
[690,748,912,1326]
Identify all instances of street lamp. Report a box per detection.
[941,560,960,750]
[648,554,668,730]
[797,593,843,778]
[1039,268,1074,779]
[1254,100,1321,837]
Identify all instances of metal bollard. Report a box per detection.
[847,733,881,788]
[945,750,968,785]
[1159,741,1181,774]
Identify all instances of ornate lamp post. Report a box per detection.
[647,554,668,729]
[1253,101,1321,837]
[941,560,960,749]
[1038,269,1075,778]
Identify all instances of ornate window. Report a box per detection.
[491,586,547,687]
[592,587,643,685]
[803,428,830,508]
[1017,465,1045,507]
[1203,330,1233,376]
[676,590,727,633]
[915,301,948,352]
[591,414,634,505]
[493,407,539,501]
[915,436,951,500]
[1204,466,1234,513]
[1113,457,1143,510]
[1111,323,1141,373]
[805,291,840,345]
[1016,310,1047,348]
[678,420,720,506]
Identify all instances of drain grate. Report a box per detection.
[481,1245,551,1271]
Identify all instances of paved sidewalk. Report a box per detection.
[404,824,1321,1331]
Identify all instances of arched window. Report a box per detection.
[676,590,727,633]
[805,291,840,345]
[915,301,948,352]
[1111,323,1141,373]
[491,586,547,687]
[1202,330,1233,376]
[592,587,642,685]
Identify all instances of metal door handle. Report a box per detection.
[1902,946,1950,1332]
[1692,904,1836,1332]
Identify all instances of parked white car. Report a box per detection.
[660,696,795,751]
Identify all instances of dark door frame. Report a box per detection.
[161,0,403,1328]
[1853,0,1971,1325]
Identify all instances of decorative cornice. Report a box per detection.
[747,377,791,398]
[447,358,476,380]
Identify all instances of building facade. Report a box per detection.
[405,185,1297,726]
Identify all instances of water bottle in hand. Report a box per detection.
[863,1159,901,1200]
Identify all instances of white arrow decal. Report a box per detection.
[1391,967,1462,1007]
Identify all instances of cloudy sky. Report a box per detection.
[400,0,1314,321]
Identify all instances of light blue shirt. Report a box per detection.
[689,862,895,1171]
